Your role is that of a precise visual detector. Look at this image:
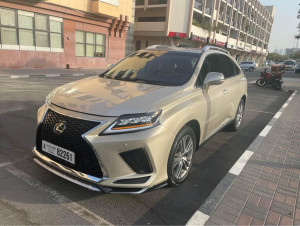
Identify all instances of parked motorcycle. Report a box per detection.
[256,65,285,90]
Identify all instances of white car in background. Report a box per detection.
[239,61,256,72]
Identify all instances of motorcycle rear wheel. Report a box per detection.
[256,79,266,87]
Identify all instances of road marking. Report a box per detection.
[11,75,30,79]
[246,108,275,115]
[274,111,282,119]
[46,74,60,77]
[186,211,210,226]
[0,106,26,114]
[229,150,254,175]
[0,162,13,168]
[5,165,111,225]
[259,125,272,137]
[0,156,29,168]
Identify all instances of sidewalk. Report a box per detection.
[0,68,106,79]
[188,86,300,225]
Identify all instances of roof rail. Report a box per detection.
[202,46,230,55]
[146,45,170,49]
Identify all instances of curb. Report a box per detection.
[187,90,298,226]
[1,73,97,79]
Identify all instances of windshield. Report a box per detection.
[99,50,201,86]
[285,61,296,65]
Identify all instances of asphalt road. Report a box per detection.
[0,72,293,225]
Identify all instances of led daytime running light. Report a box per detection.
[103,110,162,134]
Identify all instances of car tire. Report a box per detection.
[249,67,254,72]
[227,99,245,132]
[167,125,196,187]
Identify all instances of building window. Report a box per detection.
[75,30,105,57]
[0,7,63,50]
[137,17,166,22]
[136,0,145,5]
[148,0,167,5]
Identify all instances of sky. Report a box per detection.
[260,0,298,53]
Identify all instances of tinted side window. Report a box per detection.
[217,54,235,78]
[198,54,220,85]
[232,60,241,75]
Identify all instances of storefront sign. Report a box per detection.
[191,35,207,43]
[168,32,187,38]
[215,40,225,47]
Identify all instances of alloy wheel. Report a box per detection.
[172,135,193,180]
[235,102,244,128]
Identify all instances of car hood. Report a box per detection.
[49,76,182,116]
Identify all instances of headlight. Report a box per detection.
[103,110,162,134]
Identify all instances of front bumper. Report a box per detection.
[34,105,174,193]
[33,148,168,194]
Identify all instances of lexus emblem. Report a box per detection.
[54,121,66,135]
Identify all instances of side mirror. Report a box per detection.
[203,72,225,93]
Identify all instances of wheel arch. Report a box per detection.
[242,95,247,108]
[185,120,201,151]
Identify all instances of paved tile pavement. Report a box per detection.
[203,90,300,225]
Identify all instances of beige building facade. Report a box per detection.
[0,0,134,68]
[134,0,275,65]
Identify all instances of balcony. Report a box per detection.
[215,33,227,42]
[191,25,210,38]
[134,21,166,32]
[228,37,237,48]
[257,47,261,53]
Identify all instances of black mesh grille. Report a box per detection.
[120,148,153,174]
[36,109,103,178]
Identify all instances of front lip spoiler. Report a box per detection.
[33,147,106,183]
[33,147,167,194]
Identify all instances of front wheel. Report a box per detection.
[167,126,196,187]
[249,67,254,72]
[256,78,266,87]
[227,99,245,132]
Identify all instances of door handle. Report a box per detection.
[223,88,228,94]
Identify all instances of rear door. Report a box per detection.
[217,54,244,123]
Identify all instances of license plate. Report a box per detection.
[42,140,75,164]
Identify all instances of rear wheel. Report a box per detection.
[167,126,196,187]
[256,78,265,87]
[227,99,244,132]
